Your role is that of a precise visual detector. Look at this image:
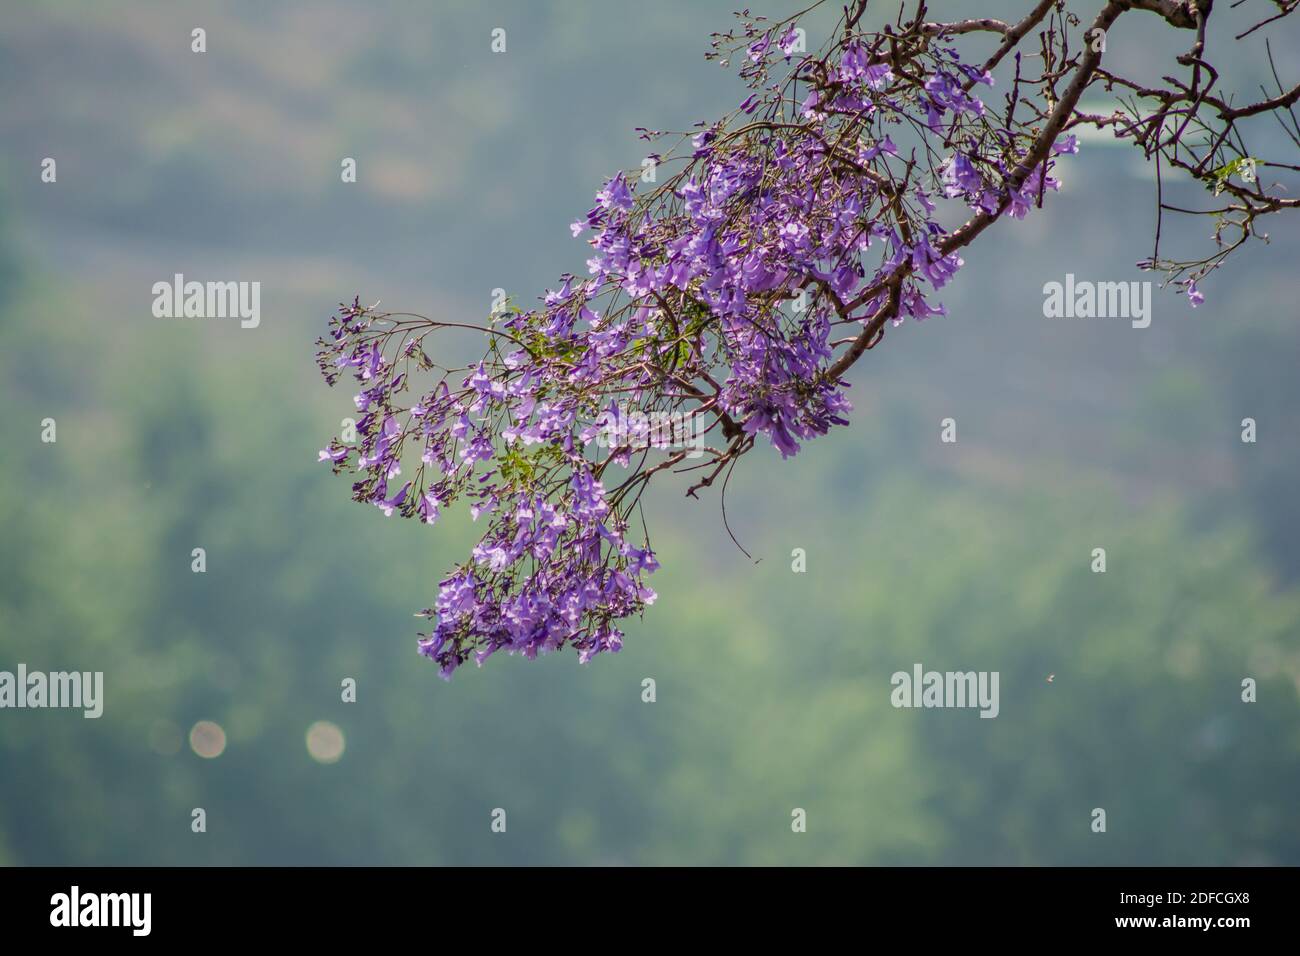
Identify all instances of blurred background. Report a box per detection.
[1,0,1298,865]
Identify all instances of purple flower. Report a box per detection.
[375,481,411,517]
[778,25,801,58]
[596,174,635,212]
[418,491,442,525]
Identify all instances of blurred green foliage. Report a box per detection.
[1,0,1298,865]
[2,266,1297,864]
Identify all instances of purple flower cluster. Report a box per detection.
[315,11,1076,678]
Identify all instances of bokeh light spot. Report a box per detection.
[306,720,345,764]
[189,720,227,759]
